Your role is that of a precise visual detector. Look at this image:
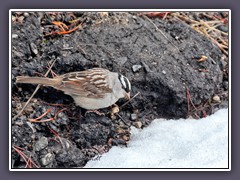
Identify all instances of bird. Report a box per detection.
[16,68,131,110]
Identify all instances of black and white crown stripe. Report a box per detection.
[118,74,131,93]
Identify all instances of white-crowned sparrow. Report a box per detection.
[16,68,131,110]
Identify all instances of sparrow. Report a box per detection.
[16,68,131,110]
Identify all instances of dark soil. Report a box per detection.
[11,11,229,168]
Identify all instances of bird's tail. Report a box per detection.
[16,76,60,86]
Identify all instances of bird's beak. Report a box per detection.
[125,92,131,100]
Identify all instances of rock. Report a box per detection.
[223,81,228,90]
[23,12,29,18]
[12,50,24,57]
[30,42,38,55]
[35,136,48,151]
[132,65,142,72]
[12,15,16,22]
[12,34,18,39]
[212,95,221,103]
[116,57,128,65]
[122,134,130,141]
[133,121,142,129]
[41,153,55,166]
[130,113,137,121]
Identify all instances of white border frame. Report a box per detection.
[9,9,231,171]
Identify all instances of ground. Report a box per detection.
[11,11,228,168]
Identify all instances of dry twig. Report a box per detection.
[13,59,57,121]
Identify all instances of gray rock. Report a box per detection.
[30,42,38,55]
[212,95,221,103]
[41,153,55,166]
[23,12,29,18]
[35,136,48,151]
[130,113,137,121]
[116,57,128,65]
[132,65,142,72]
[12,34,18,39]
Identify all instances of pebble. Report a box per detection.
[15,121,24,126]
[23,12,29,18]
[13,50,24,57]
[30,42,38,55]
[41,153,55,166]
[130,113,137,121]
[133,121,142,129]
[35,136,48,151]
[122,135,130,141]
[116,57,128,65]
[12,34,18,39]
[219,57,227,70]
[162,70,166,74]
[223,81,228,90]
[132,65,142,72]
[12,15,16,22]
[212,95,221,103]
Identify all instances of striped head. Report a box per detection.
[118,74,131,99]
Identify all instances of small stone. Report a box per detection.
[132,65,142,72]
[12,34,18,39]
[99,12,109,18]
[15,121,24,126]
[30,42,38,55]
[35,136,48,151]
[122,135,130,141]
[133,121,142,129]
[162,70,166,74]
[13,50,24,57]
[116,57,128,65]
[12,15,16,22]
[23,12,29,18]
[219,57,227,70]
[223,81,228,90]
[41,153,54,166]
[212,95,221,103]
[130,113,137,121]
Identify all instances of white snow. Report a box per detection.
[84,109,229,169]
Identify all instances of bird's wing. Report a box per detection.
[57,68,113,98]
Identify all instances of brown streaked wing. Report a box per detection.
[58,69,113,98]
